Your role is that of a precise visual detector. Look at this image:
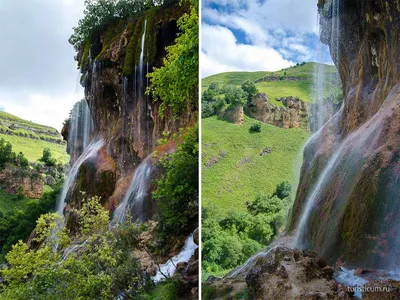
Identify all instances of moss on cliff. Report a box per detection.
[123,19,144,76]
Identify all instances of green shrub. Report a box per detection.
[249,122,262,133]
[39,148,57,167]
[153,126,198,239]
[241,80,258,102]
[147,5,198,117]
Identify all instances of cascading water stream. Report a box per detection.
[111,155,152,226]
[139,20,147,96]
[56,140,104,216]
[293,0,342,247]
[153,234,198,283]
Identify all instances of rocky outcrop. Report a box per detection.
[246,94,310,129]
[221,104,244,124]
[203,246,350,300]
[289,0,400,270]
[0,166,43,199]
[255,75,303,83]
[62,2,196,221]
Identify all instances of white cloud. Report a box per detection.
[201,24,293,78]
[0,89,83,132]
[0,0,85,131]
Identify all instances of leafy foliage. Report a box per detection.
[0,138,29,169]
[39,148,57,167]
[69,0,148,51]
[147,5,199,116]
[249,122,262,133]
[241,80,258,102]
[0,196,153,299]
[153,126,199,240]
[0,181,63,261]
[202,182,291,273]
[201,83,249,118]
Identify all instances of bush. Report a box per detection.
[0,196,153,299]
[147,5,198,117]
[39,148,57,167]
[241,80,258,102]
[153,126,198,239]
[0,138,14,168]
[202,182,292,276]
[222,85,247,107]
[249,122,262,133]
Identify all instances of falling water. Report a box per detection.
[293,0,343,246]
[67,99,94,162]
[153,234,198,283]
[56,140,104,216]
[111,156,152,225]
[292,132,345,248]
[139,20,147,95]
[311,0,341,131]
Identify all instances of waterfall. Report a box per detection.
[293,0,343,247]
[139,20,147,96]
[111,156,152,225]
[67,99,94,162]
[153,234,198,283]
[311,0,341,131]
[56,140,104,216]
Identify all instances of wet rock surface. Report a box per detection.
[289,0,400,270]
[204,246,351,300]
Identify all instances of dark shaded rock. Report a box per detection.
[44,175,56,187]
[260,147,272,156]
[193,228,199,245]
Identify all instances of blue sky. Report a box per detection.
[201,0,332,77]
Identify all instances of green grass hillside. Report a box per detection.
[202,62,341,106]
[202,116,310,213]
[0,111,69,164]
[0,189,33,214]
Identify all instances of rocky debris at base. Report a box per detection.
[204,246,351,300]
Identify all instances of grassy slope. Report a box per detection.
[0,189,33,214]
[0,133,69,164]
[0,111,68,164]
[202,116,310,212]
[202,62,339,106]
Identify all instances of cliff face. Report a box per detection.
[246,94,311,129]
[289,0,400,270]
[0,166,43,199]
[63,4,196,221]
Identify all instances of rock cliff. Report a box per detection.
[289,0,400,270]
[246,94,310,129]
[62,3,196,225]
[0,166,43,199]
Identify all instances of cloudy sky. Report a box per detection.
[0,0,85,131]
[201,0,332,77]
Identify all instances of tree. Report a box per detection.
[0,138,13,168]
[153,126,198,238]
[222,85,247,107]
[0,196,152,299]
[39,148,57,167]
[148,5,198,116]
[241,80,258,102]
[16,152,29,169]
